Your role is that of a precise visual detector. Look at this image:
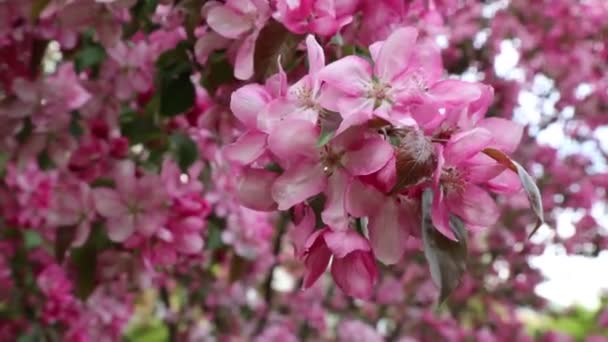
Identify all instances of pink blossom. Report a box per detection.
[274,0,354,36]
[47,180,95,247]
[431,129,503,239]
[93,161,168,242]
[205,0,271,80]
[319,26,480,134]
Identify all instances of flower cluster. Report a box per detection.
[0,0,606,340]
[227,28,527,299]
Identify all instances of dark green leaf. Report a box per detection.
[16,118,32,143]
[421,189,468,303]
[169,133,199,172]
[206,217,225,251]
[202,53,235,93]
[69,111,84,137]
[55,226,77,263]
[90,177,116,188]
[120,111,162,144]
[75,44,106,72]
[156,43,195,116]
[70,225,109,300]
[159,71,195,116]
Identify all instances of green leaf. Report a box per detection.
[120,111,162,144]
[316,130,334,148]
[202,54,235,93]
[75,44,106,72]
[69,111,84,137]
[421,189,468,304]
[23,231,43,250]
[55,226,77,263]
[169,133,199,172]
[156,43,196,116]
[159,71,195,116]
[206,219,225,251]
[70,225,110,300]
[0,151,10,177]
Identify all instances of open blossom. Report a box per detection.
[257,34,325,132]
[47,180,96,247]
[319,26,481,134]
[273,0,354,36]
[93,161,168,242]
[205,0,271,79]
[269,123,393,216]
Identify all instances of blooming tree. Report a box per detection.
[0,0,607,341]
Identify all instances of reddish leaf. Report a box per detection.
[483,148,544,238]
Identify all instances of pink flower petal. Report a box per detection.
[237,167,279,211]
[374,26,418,82]
[230,85,272,128]
[321,170,350,231]
[93,188,124,218]
[135,210,165,237]
[342,135,394,175]
[331,250,377,299]
[268,119,319,162]
[106,215,135,242]
[461,153,505,183]
[431,187,456,241]
[443,127,492,166]
[178,234,204,254]
[367,199,409,264]
[336,97,374,134]
[272,161,327,210]
[319,55,372,96]
[207,6,252,39]
[289,205,316,258]
[324,230,371,257]
[446,184,500,229]
[477,117,523,153]
[345,178,385,217]
[305,34,325,74]
[427,80,483,107]
[303,229,331,288]
[234,33,257,80]
[224,130,268,165]
[486,169,522,194]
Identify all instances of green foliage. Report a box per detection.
[169,132,199,172]
[156,43,195,117]
[124,320,169,342]
[120,111,163,144]
[526,305,608,341]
